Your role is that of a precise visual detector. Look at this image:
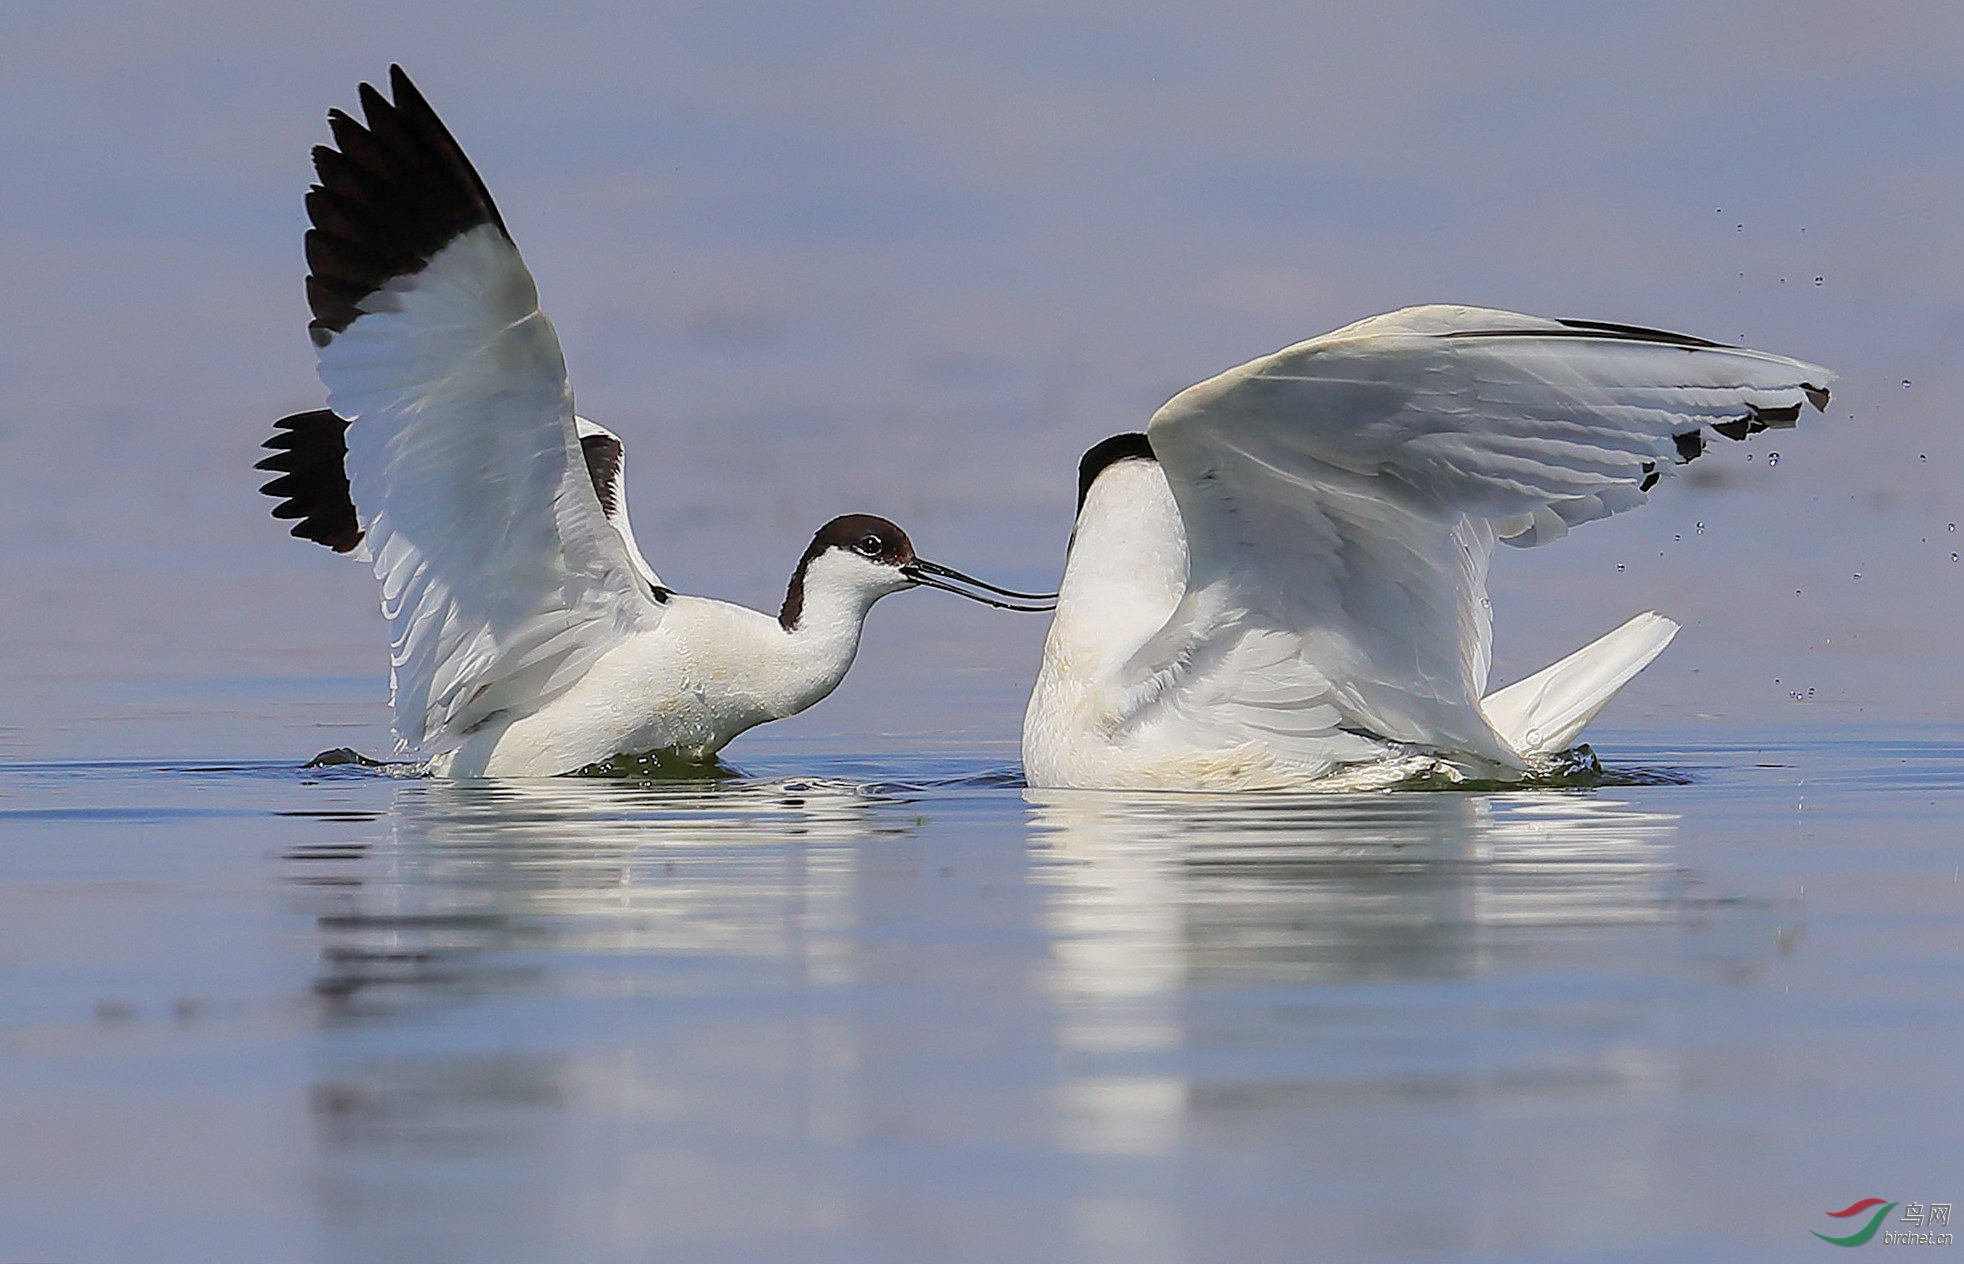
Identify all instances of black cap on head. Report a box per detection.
[780,514,916,629]
[1077,432,1156,512]
[807,513,914,567]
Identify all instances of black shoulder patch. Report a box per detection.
[580,431,623,517]
[304,65,511,346]
[1443,319,1726,349]
[1552,318,1726,349]
[256,409,362,552]
[1077,432,1156,512]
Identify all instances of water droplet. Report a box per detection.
[1952,553,1958,562]
[1921,454,1928,461]
[1903,379,1913,388]
[1746,452,1754,461]
[1853,572,1862,579]
[1616,563,1625,573]
[1767,452,1780,466]
[1673,534,1681,541]
[1796,589,1803,596]
[1736,224,1744,231]
[1695,522,1705,533]
[1814,276,1824,286]
[1807,687,1815,697]
[1950,523,1956,532]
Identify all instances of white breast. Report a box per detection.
[428,598,805,776]
[1021,459,1190,787]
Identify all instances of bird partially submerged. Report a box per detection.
[259,67,1051,777]
[1023,305,1833,790]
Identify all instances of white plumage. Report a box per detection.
[1022,305,1833,790]
[329,223,657,755]
[262,68,1051,777]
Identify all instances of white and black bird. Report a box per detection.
[1023,305,1833,790]
[258,67,1051,777]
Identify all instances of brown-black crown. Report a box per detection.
[779,514,915,629]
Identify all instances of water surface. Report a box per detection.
[1,732,1959,1262]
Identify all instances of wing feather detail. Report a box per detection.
[1138,304,1832,762]
[305,70,660,754]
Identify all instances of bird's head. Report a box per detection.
[779,514,1055,631]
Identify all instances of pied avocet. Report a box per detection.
[258,68,1052,777]
[1022,305,1832,790]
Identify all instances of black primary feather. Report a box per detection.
[258,409,634,556]
[304,65,511,346]
[256,409,362,552]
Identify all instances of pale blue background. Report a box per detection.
[2,1,1961,760]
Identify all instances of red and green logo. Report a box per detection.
[1813,1199,1898,1247]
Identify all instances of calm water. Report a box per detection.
[1,730,1959,1263]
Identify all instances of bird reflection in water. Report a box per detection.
[286,774,889,1259]
[1027,790,1683,1170]
[278,774,1754,1260]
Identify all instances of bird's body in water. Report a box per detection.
[424,519,993,778]
[1022,305,1834,791]
[258,69,1050,778]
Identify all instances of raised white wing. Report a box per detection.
[1139,304,1833,761]
[305,67,662,754]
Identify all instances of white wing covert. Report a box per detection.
[305,67,662,754]
[1139,304,1833,763]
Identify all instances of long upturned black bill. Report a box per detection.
[901,559,1057,611]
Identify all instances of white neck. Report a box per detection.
[1042,459,1188,682]
[1022,456,1188,782]
[768,549,899,716]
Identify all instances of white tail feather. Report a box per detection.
[1482,612,1679,757]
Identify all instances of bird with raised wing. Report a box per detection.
[258,67,1051,777]
[1023,305,1833,790]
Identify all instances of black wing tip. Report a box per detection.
[302,67,511,341]
[256,409,363,553]
[1077,432,1156,512]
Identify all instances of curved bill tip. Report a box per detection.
[901,559,1057,611]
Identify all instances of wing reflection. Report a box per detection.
[1028,789,1682,1164]
[1031,789,1679,989]
[294,775,889,1018]
[275,773,1742,1260]
[286,774,894,1258]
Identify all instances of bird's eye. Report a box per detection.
[857,535,882,556]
